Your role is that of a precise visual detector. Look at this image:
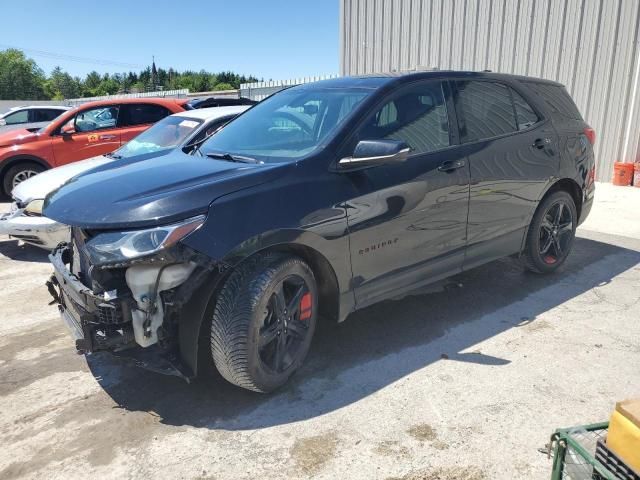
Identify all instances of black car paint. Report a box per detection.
[44,71,595,376]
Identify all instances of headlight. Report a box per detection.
[84,215,205,265]
[24,199,44,216]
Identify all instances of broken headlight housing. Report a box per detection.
[84,215,205,265]
[24,199,45,216]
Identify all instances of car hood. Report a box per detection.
[12,155,112,204]
[0,129,40,147]
[43,149,285,229]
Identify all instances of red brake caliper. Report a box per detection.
[299,292,312,320]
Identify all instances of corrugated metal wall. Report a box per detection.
[240,76,338,101]
[340,0,640,180]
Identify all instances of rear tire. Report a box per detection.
[523,190,577,273]
[3,162,45,195]
[210,253,318,393]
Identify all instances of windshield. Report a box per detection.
[114,115,203,158]
[199,87,372,163]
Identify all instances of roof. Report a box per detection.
[69,97,189,109]
[172,105,251,121]
[8,105,70,111]
[294,70,565,90]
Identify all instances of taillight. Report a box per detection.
[587,166,596,186]
[584,126,596,145]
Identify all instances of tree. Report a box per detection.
[44,66,82,99]
[0,48,261,99]
[213,82,234,91]
[0,49,47,99]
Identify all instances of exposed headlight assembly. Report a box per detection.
[84,215,205,265]
[24,199,45,216]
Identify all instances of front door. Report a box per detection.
[450,80,559,269]
[344,80,470,308]
[51,105,121,166]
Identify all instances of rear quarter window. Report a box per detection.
[119,104,170,126]
[524,82,583,121]
[454,81,518,142]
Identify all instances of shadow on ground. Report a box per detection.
[0,239,50,263]
[87,236,640,431]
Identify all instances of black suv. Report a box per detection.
[45,71,595,392]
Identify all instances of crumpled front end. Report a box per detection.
[47,226,220,379]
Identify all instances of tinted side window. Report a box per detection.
[32,109,63,122]
[358,81,450,154]
[4,110,28,124]
[511,89,539,130]
[74,106,119,132]
[455,81,517,142]
[525,82,583,120]
[119,104,170,126]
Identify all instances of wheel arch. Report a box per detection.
[0,155,51,193]
[251,242,341,325]
[179,239,342,378]
[519,177,583,254]
[542,178,583,220]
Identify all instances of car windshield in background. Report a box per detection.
[114,116,203,158]
[199,87,372,162]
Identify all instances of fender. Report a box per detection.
[0,154,52,178]
[517,175,584,254]
[180,167,357,376]
[183,162,355,314]
[178,228,354,376]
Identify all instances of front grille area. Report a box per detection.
[11,234,44,245]
[22,210,42,217]
[97,303,126,324]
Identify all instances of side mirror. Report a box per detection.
[338,139,411,169]
[61,122,75,136]
[0,119,6,126]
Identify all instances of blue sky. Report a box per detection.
[1,0,339,81]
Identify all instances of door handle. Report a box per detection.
[437,159,466,173]
[100,134,117,140]
[532,138,550,149]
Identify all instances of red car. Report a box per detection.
[0,98,189,194]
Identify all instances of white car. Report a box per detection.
[0,105,70,134]
[0,105,250,249]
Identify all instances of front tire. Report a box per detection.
[210,253,318,393]
[523,190,577,273]
[3,162,45,195]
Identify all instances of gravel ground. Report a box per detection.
[0,183,638,480]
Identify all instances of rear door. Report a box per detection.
[51,105,121,166]
[118,103,172,144]
[345,79,470,308]
[451,80,558,269]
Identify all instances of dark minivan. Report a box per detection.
[45,71,595,392]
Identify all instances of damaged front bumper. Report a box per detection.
[47,241,219,379]
[0,204,69,249]
[48,246,136,353]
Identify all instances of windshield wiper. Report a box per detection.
[106,152,122,159]
[205,152,263,164]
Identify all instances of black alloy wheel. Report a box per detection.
[258,275,313,373]
[538,200,574,265]
[523,190,577,273]
[210,253,318,393]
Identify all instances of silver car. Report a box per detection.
[0,105,250,249]
[0,105,70,134]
